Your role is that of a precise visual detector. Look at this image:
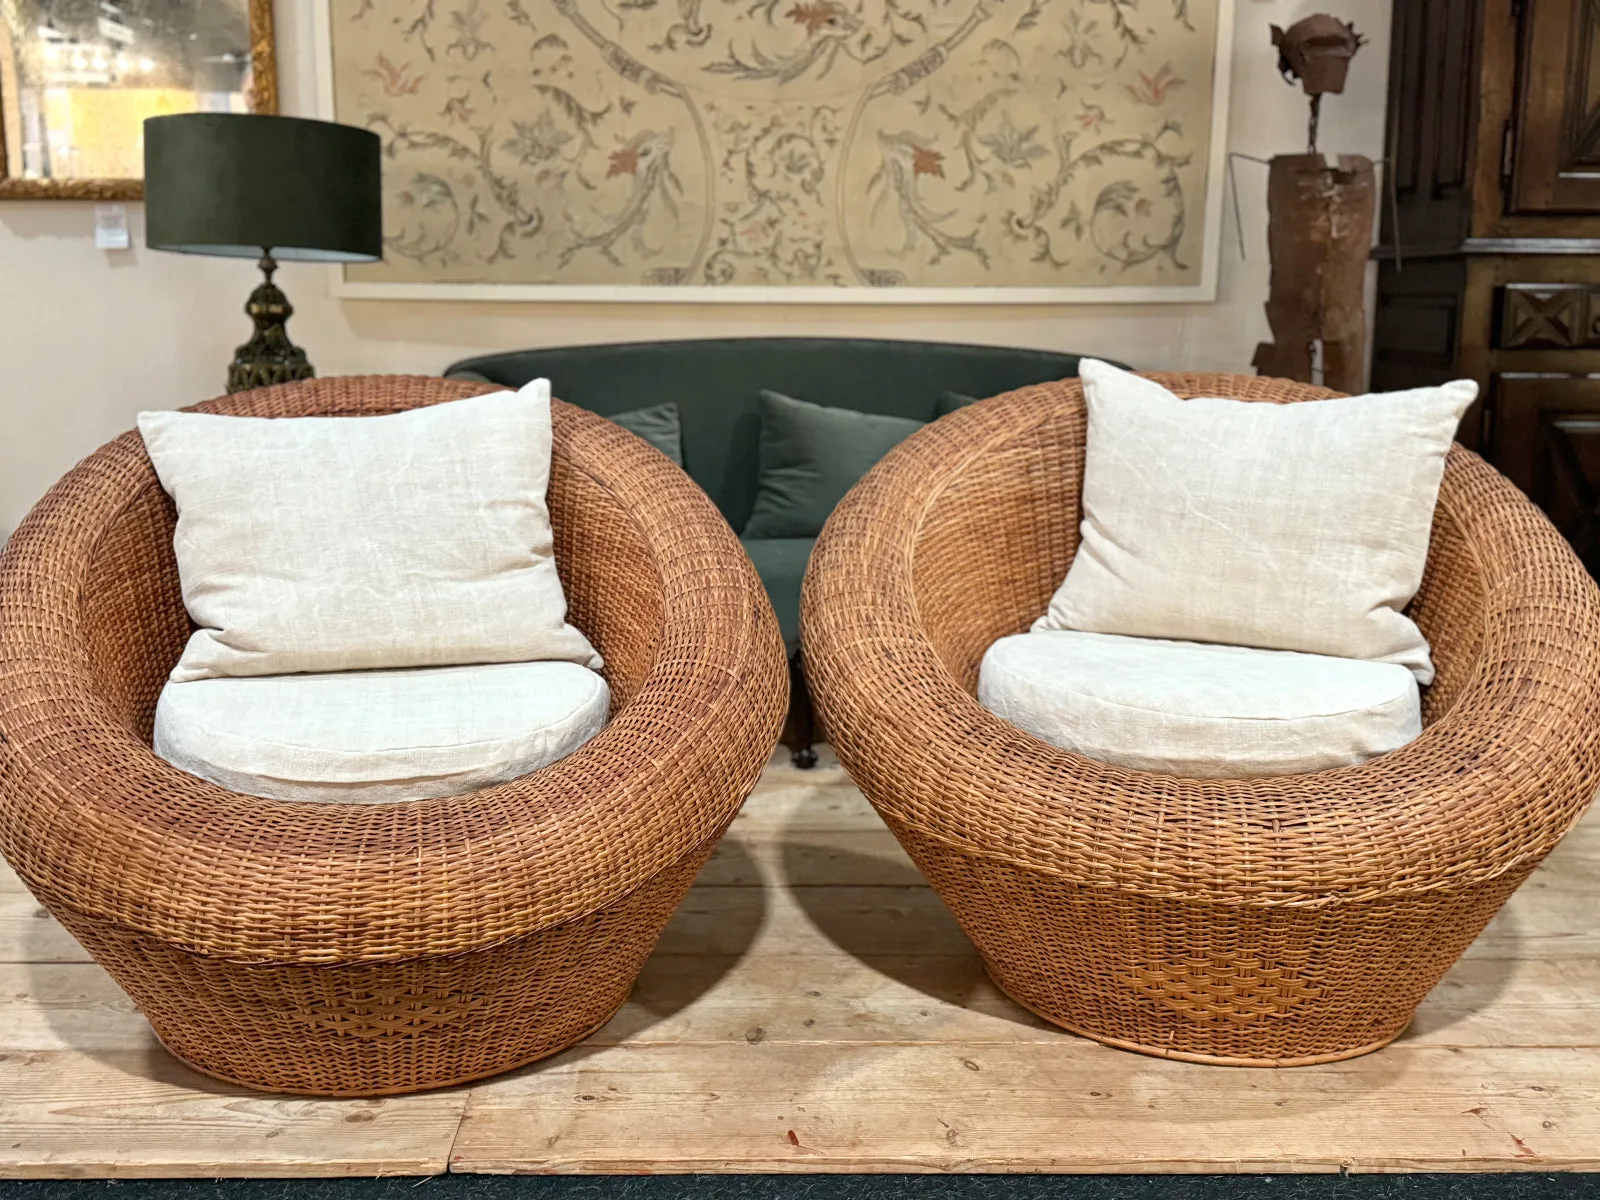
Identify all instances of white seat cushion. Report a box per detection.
[979,631,1421,779]
[154,661,609,803]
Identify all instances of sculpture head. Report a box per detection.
[1271,14,1365,96]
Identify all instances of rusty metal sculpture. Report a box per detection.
[1253,15,1374,392]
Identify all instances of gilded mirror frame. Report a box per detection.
[0,0,278,200]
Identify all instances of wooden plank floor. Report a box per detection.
[2,747,1598,1177]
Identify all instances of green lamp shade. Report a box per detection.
[143,113,382,262]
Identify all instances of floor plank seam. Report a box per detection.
[441,1096,472,1179]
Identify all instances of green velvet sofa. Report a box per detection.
[444,337,1095,764]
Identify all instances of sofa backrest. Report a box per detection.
[444,337,1095,530]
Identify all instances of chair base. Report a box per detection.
[122,926,652,1096]
[986,966,1410,1068]
[150,993,630,1097]
[42,838,717,1097]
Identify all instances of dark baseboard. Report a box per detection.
[1,1174,1596,1200]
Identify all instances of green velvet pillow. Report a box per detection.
[742,390,924,540]
[608,402,683,465]
[936,390,981,416]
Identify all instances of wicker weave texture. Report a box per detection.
[801,373,1600,1066]
[0,375,787,1095]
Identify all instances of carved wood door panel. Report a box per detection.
[1499,283,1600,347]
[1492,373,1600,573]
[1384,0,1478,247]
[1511,0,1600,212]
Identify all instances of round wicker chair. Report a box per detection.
[0,375,786,1096]
[801,373,1600,1067]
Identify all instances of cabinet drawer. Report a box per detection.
[1498,283,1600,348]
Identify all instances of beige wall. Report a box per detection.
[0,1,1391,537]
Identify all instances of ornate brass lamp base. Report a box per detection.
[228,251,315,394]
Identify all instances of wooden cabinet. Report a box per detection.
[1493,373,1600,572]
[1374,0,1600,565]
[1509,0,1600,214]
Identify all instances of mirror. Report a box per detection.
[0,0,276,199]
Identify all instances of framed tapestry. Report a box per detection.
[317,0,1234,303]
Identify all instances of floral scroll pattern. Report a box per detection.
[328,0,1222,290]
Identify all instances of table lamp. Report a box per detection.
[144,113,383,393]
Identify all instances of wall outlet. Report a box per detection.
[94,204,131,251]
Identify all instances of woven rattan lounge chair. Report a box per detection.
[802,373,1600,1067]
[0,375,786,1096]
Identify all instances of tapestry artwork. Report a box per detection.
[325,0,1227,297]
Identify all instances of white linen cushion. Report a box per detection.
[1036,360,1478,684]
[979,630,1421,779]
[138,381,600,683]
[153,660,609,803]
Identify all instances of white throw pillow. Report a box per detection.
[980,631,1421,779]
[155,660,609,803]
[1036,360,1477,684]
[139,381,600,683]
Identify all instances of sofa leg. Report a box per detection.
[781,646,818,769]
